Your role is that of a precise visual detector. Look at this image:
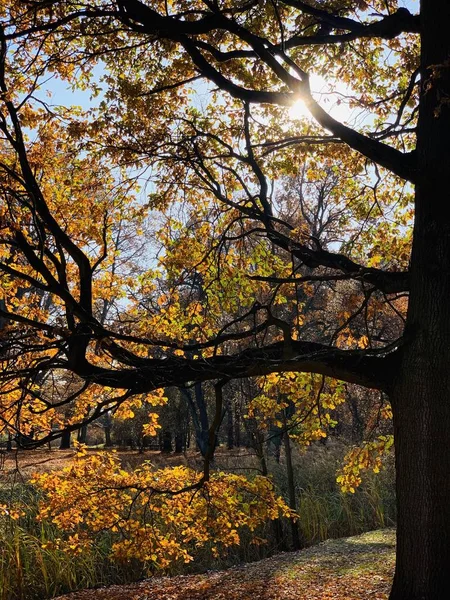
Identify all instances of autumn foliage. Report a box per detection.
[33,445,292,567]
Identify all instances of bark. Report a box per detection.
[347,395,365,444]
[234,404,241,448]
[161,430,172,453]
[226,395,234,450]
[77,424,87,444]
[186,421,191,449]
[268,424,283,463]
[16,433,34,448]
[104,425,112,447]
[283,426,302,550]
[2,3,449,598]
[174,433,183,454]
[389,2,450,597]
[180,383,211,457]
[59,429,71,450]
[104,412,113,447]
[255,429,286,551]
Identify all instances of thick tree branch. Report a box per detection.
[266,228,410,294]
[63,337,400,393]
[280,3,420,38]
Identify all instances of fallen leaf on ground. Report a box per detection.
[54,529,395,600]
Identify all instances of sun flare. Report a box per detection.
[288,99,311,121]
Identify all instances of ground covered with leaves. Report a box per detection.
[1,448,251,479]
[54,529,395,600]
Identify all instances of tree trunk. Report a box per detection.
[255,431,286,552]
[389,2,450,597]
[234,403,241,448]
[77,424,87,444]
[104,424,112,447]
[268,424,283,463]
[161,430,172,453]
[174,433,183,454]
[347,394,364,444]
[180,384,210,457]
[186,421,191,449]
[226,396,234,450]
[283,419,302,550]
[59,430,71,450]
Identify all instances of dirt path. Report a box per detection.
[54,529,395,600]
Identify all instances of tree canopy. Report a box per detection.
[1,1,449,599]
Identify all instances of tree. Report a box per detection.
[0,1,447,598]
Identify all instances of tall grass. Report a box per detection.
[269,440,396,545]
[0,484,145,600]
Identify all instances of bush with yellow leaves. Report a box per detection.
[33,448,293,568]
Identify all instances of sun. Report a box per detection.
[288,99,311,121]
[287,73,356,125]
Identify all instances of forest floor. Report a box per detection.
[1,446,259,478]
[54,529,395,600]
